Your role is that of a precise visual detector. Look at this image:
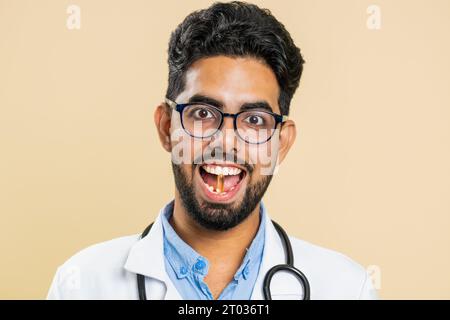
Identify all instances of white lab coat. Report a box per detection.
[47,207,378,300]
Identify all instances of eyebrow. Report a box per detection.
[187,94,274,113]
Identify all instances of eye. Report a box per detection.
[244,114,265,126]
[192,107,214,120]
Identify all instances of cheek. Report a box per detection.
[181,163,195,180]
[248,135,280,177]
[170,130,212,165]
[169,114,201,164]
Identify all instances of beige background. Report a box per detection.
[1,0,449,299]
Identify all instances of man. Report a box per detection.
[47,1,377,300]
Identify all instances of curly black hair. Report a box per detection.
[165,1,305,116]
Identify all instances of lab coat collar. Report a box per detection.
[123,206,183,299]
[124,209,166,281]
[250,204,299,299]
[124,201,299,299]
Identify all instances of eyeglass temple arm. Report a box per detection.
[165,98,177,109]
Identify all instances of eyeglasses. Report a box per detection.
[165,98,288,144]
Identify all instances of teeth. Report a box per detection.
[203,165,242,176]
[206,183,226,194]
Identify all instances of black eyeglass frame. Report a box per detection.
[165,98,288,144]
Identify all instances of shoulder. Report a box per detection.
[61,234,140,271]
[288,236,378,299]
[289,236,366,276]
[47,234,140,299]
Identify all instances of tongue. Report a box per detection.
[223,174,240,191]
[203,172,240,192]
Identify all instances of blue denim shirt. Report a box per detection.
[161,200,266,300]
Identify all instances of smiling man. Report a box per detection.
[47,1,377,300]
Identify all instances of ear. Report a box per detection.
[154,103,172,152]
[277,119,297,164]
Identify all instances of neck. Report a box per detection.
[170,192,261,264]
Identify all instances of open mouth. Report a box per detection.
[198,163,247,201]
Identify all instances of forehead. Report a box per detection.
[177,56,280,113]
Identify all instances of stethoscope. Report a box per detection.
[136,220,310,300]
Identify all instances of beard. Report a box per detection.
[171,162,273,231]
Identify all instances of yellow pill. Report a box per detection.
[217,174,224,193]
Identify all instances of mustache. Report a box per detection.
[192,152,254,174]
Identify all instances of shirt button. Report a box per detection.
[180,266,188,275]
[194,259,206,271]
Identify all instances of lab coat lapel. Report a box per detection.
[124,210,182,300]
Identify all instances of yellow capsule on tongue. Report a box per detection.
[217,174,224,193]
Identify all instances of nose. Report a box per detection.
[208,115,239,156]
[224,116,239,151]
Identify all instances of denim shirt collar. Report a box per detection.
[161,200,266,282]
